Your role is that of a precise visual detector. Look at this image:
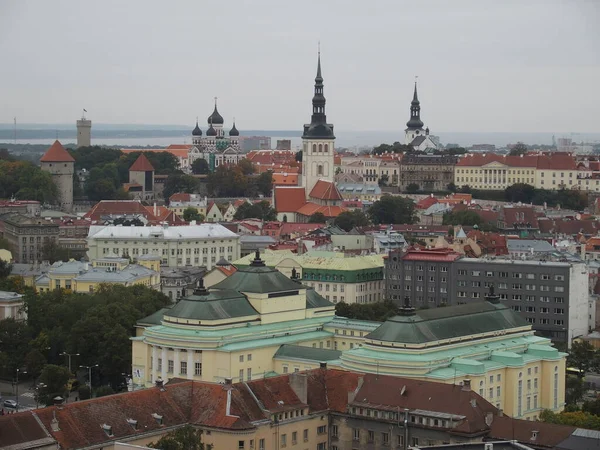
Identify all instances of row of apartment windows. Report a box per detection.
[153,358,202,376]
[460,270,565,281]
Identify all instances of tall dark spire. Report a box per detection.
[302,50,335,139]
[406,80,424,130]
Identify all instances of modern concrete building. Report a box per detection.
[0,213,60,263]
[86,223,240,269]
[386,248,592,345]
[39,140,75,212]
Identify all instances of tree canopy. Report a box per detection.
[149,425,212,450]
[335,300,398,322]
[333,210,370,232]
[163,173,200,201]
[308,212,327,224]
[368,196,417,225]
[191,158,210,175]
[233,201,277,221]
[183,207,204,222]
[372,142,413,155]
[207,163,273,198]
[508,142,528,156]
[0,160,59,203]
[0,283,170,392]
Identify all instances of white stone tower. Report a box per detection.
[40,140,75,212]
[301,51,335,198]
[76,110,92,148]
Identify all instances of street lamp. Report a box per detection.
[15,368,27,412]
[80,364,99,389]
[60,352,80,373]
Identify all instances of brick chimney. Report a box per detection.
[461,379,471,391]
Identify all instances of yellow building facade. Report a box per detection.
[132,253,566,420]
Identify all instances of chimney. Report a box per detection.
[462,379,471,391]
[319,362,327,370]
[289,372,308,404]
[155,377,164,389]
[485,411,494,426]
[50,410,60,432]
[470,398,477,408]
[153,202,157,216]
[531,430,539,441]
[498,409,504,417]
[225,377,233,385]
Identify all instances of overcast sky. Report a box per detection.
[1,0,599,132]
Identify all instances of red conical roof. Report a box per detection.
[40,140,75,163]
[129,153,155,172]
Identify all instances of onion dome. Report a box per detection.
[207,103,224,125]
[192,120,202,136]
[229,121,239,137]
[206,124,217,137]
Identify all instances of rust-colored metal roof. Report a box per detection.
[308,180,343,201]
[40,140,75,163]
[129,153,155,172]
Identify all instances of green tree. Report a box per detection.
[256,171,273,197]
[335,300,397,322]
[295,151,302,162]
[565,375,585,405]
[508,142,528,156]
[333,210,370,232]
[37,364,71,406]
[505,183,535,203]
[163,173,199,201]
[378,174,389,187]
[234,201,277,221]
[447,182,457,193]
[0,259,12,278]
[372,142,412,155]
[183,207,204,222]
[95,385,116,398]
[0,318,31,376]
[442,210,484,227]
[308,212,327,223]
[149,425,213,450]
[406,183,419,194]
[567,341,597,377]
[24,349,47,381]
[0,160,59,203]
[78,385,91,400]
[368,196,417,225]
[238,158,255,175]
[191,158,210,175]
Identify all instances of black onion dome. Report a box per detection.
[229,122,239,136]
[207,105,224,125]
[206,124,217,137]
[192,121,202,136]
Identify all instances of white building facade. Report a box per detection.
[87,224,240,269]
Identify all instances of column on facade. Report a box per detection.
[187,350,194,379]
[151,345,158,383]
[174,349,181,377]
[161,347,167,380]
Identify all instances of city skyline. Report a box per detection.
[1,0,599,132]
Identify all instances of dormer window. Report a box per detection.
[101,424,113,437]
[152,413,163,425]
[127,418,138,430]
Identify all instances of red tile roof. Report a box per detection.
[273,187,307,213]
[490,415,575,449]
[457,152,578,171]
[122,148,191,159]
[400,247,462,262]
[280,222,324,237]
[309,180,343,201]
[416,196,438,209]
[216,265,237,276]
[84,200,185,225]
[296,202,346,218]
[0,413,55,448]
[40,140,75,163]
[129,153,155,172]
[169,192,192,203]
[538,217,600,236]
[272,173,299,186]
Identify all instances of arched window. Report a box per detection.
[312,144,317,152]
[324,144,328,153]
[318,165,324,176]
[318,144,323,152]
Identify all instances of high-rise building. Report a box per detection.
[40,140,75,212]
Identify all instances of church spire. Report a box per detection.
[302,49,334,139]
[406,79,424,130]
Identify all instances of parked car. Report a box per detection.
[3,399,18,408]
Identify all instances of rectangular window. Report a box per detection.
[247,368,252,380]
[304,429,309,442]
[259,439,265,450]
[238,441,244,450]
[194,362,201,376]
[180,361,187,375]
[317,425,326,435]
[382,432,390,445]
[168,360,174,373]
[239,369,243,382]
[497,386,501,397]
[368,430,375,442]
[158,358,162,372]
[352,428,360,441]
[280,434,286,447]
[331,425,338,437]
